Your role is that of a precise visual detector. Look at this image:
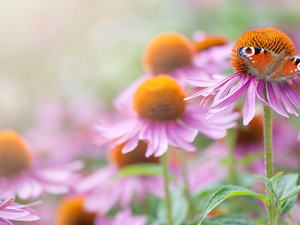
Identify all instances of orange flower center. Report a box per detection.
[0,130,32,177]
[55,195,96,225]
[143,33,196,74]
[108,140,159,168]
[237,115,263,145]
[195,34,229,52]
[231,28,297,74]
[133,75,186,121]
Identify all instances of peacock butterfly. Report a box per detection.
[237,46,300,83]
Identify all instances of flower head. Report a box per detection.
[97,75,238,157]
[231,28,297,74]
[55,195,96,225]
[76,139,164,215]
[143,33,196,75]
[0,130,81,200]
[114,31,232,113]
[185,28,300,125]
[193,32,229,52]
[108,140,159,168]
[0,198,40,224]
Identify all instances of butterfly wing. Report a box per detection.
[283,57,300,79]
[238,47,276,79]
[266,57,300,82]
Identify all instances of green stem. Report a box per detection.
[263,85,277,225]
[226,128,237,212]
[161,152,173,225]
[227,128,237,183]
[179,150,195,220]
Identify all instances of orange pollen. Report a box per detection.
[143,33,196,74]
[237,115,264,145]
[133,75,187,121]
[108,140,159,168]
[231,28,297,74]
[195,34,229,52]
[0,130,32,177]
[55,195,96,225]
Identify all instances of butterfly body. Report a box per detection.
[237,46,300,83]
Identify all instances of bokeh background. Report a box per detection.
[1,0,300,129]
[2,1,300,224]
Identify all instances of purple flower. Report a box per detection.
[0,198,40,225]
[0,130,82,200]
[114,32,232,113]
[96,75,238,157]
[185,28,300,125]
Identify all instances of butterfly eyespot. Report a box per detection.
[239,47,255,58]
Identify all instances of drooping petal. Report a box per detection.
[277,83,298,116]
[266,82,288,117]
[243,77,257,125]
[256,79,270,107]
[184,73,238,101]
[210,76,251,110]
[154,123,169,157]
[282,81,300,110]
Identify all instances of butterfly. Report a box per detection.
[237,46,300,83]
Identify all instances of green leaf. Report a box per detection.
[202,213,258,225]
[118,163,162,177]
[280,185,300,203]
[157,188,189,225]
[196,185,267,225]
[255,172,283,209]
[185,214,259,225]
[277,173,298,217]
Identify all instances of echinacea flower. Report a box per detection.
[114,32,231,113]
[55,195,96,225]
[185,28,300,125]
[192,31,232,75]
[97,75,238,157]
[76,139,164,215]
[0,198,40,225]
[0,130,81,200]
[55,195,147,225]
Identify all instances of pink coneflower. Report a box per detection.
[55,195,96,225]
[55,195,147,225]
[114,32,232,113]
[0,198,40,224]
[97,75,238,157]
[0,130,81,200]
[192,31,232,76]
[185,28,300,125]
[76,140,164,215]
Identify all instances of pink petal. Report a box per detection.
[277,84,298,116]
[266,82,288,117]
[256,79,270,107]
[243,77,257,125]
[154,123,169,157]
[282,81,300,110]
